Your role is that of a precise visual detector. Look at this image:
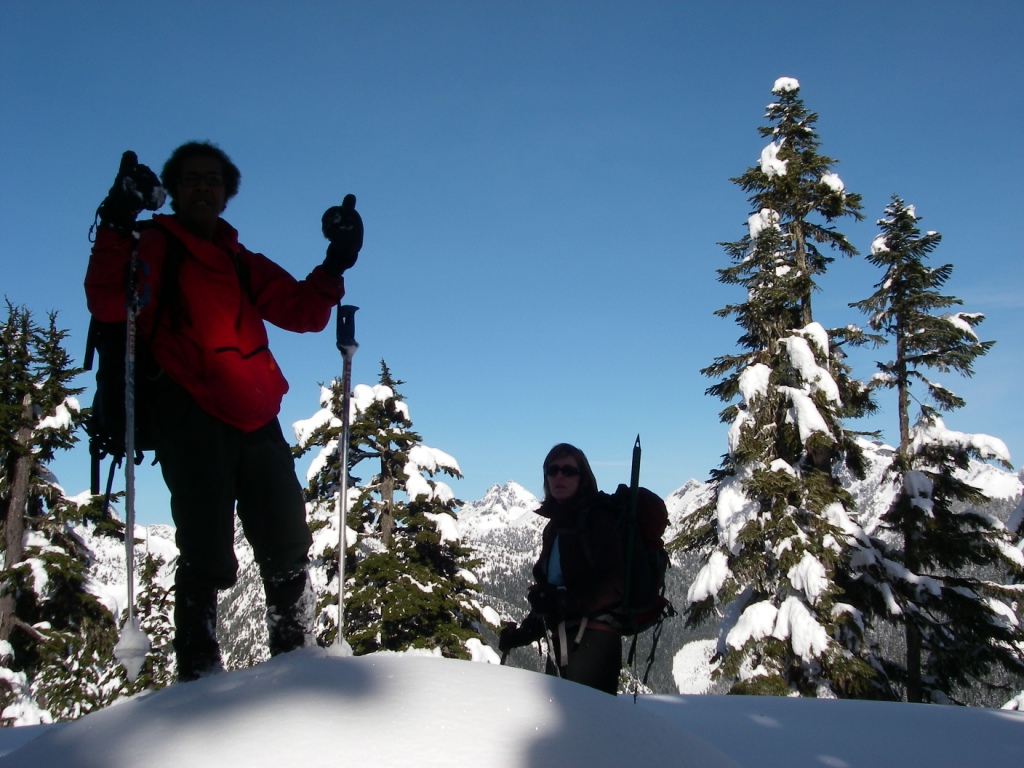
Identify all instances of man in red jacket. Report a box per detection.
[85,142,363,681]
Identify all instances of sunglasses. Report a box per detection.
[545,464,581,478]
[180,172,225,188]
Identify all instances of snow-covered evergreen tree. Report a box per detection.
[295,361,495,659]
[0,303,126,723]
[674,78,887,698]
[129,551,176,689]
[850,197,1024,703]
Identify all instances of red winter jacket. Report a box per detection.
[85,214,344,432]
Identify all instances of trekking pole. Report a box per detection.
[113,234,151,682]
[623,435,642,699]
[333,304,359,653]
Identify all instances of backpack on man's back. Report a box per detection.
[83,223,187,497]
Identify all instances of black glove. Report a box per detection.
[97,151,165,234]
[321,193,363,276]
[498,614,545,653]
[498,622,521,655]
[527,584,567,621]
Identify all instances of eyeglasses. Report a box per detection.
[545,464,580,478]
[180,173,225,188]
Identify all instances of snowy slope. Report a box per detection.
[1,650,1022,767]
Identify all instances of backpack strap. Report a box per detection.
[557,621,569,669]
[231,250,257,305]
[135,219,187,335]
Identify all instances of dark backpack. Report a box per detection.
[602,483,674,636]
[83,223,188,498]
[576,484,675,691]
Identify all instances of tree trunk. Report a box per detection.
[0,393,34,647]
[379,470,394,549]
[904,609,924,703]
[792,221,813,326]
[894,325,924,702]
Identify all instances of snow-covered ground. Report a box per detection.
[1,649,1021,767]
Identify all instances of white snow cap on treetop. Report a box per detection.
[772,77,800,94]
[352,383,393,413]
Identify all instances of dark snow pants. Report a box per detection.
[545,622,623,695]
[154,376,313,677]
[153,375,313,592]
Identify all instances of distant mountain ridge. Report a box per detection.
[457,481,543,536]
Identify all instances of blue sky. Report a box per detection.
[3,1,1022,526]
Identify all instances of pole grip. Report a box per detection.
[336,304,359,354]
[629,434,642,507]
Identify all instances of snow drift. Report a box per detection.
[1,650,1022,767]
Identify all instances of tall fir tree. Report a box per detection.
[849,196,1024,704]
[0,303,128,723]
[675,78,888,698]
[296,361,494,659]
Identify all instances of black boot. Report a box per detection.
[264,569,314,656]
[173,582,222,682]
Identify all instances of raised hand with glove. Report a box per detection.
[321,193,363,277]
[95,150,165,235]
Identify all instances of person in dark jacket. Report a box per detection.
[499,443,625,695]
[85,141,363,681]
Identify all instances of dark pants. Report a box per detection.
[153,376,312,590]
[546,623,622,695]
[153,376,313,677]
